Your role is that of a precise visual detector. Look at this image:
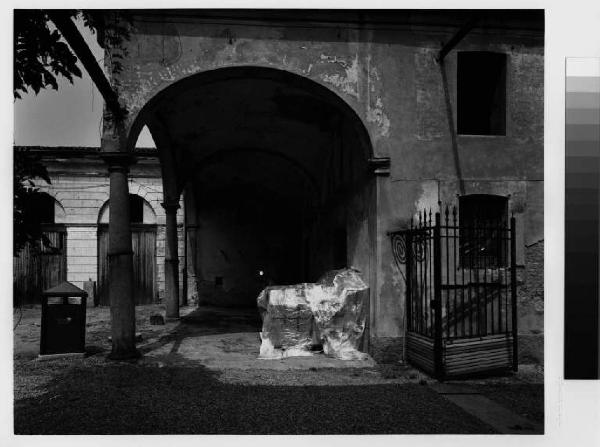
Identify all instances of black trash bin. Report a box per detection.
[40,281,88,357]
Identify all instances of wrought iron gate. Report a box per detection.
[390,207,518,379]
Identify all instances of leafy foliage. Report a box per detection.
[13,150,52,254]
[14,10,82,99]
[81,11,132,77]
[14,10,132,99]
[13,10,132,253]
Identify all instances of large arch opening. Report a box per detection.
[129,66,375,311]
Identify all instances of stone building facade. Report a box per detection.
[15,10,544,364]
[14,147,186,304]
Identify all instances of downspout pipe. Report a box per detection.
[436,16,479,196]
[437,16,479,63]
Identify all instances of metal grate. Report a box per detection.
[390,205,518,378]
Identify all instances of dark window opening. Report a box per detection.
[214,276,223,287]
[457,52,507,136]
[22,192,63,253]
[129,194,144,223]
[28,192,55,224]
[459,194,508,268]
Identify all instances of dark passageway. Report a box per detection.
[134,67,375,311]
[188,151,312,307]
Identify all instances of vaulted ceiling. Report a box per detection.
[142,67,371,203]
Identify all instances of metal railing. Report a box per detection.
[390,206,518,371]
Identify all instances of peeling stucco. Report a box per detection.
[366,97,391,137]
[365,56,390,138]
[106,15,544,354]
[414,181,439,219]
[319,54,360,99]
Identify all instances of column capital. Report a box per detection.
[101,152,137,172]
[161,200,180,213]
[368,157,391,176]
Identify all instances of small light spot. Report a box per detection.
[259,270,264,276]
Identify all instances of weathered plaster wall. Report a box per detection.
[381,34,543,362]
[110,15,544,362]
[305,181,373,283]
[114,19,396,154]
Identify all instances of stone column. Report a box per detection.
[162,199,180,320]
[103,153,139,360]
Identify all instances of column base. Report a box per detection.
[165,316,181,323]
[108,348,142,361]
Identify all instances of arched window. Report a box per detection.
[98,194,156,225]
[97,194,157,305]
[459,194,508,267]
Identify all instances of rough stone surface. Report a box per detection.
[150,314,165,325]
[369,336,405,364]
[518,334,544,365]
[517,241,544,365]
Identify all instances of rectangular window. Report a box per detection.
[457,52,507,136]
[459,195,508,268]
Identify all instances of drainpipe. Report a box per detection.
[436,16,479,196]
[437,16,479,63]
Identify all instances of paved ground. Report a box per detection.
[431,383,543,434]
[13,304,543,434]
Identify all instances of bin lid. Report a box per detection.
[43,281,88,298]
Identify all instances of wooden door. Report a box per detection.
[13,226,67,306]
[97,224,156,305]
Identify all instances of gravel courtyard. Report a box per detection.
[13,304,543,434]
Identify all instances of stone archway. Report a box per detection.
[103,66,380,359]
[128,66,376,314]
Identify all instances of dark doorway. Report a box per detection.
[13,193,67,306]
[97,195,157,305]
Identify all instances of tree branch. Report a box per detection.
[46,11,126,120]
